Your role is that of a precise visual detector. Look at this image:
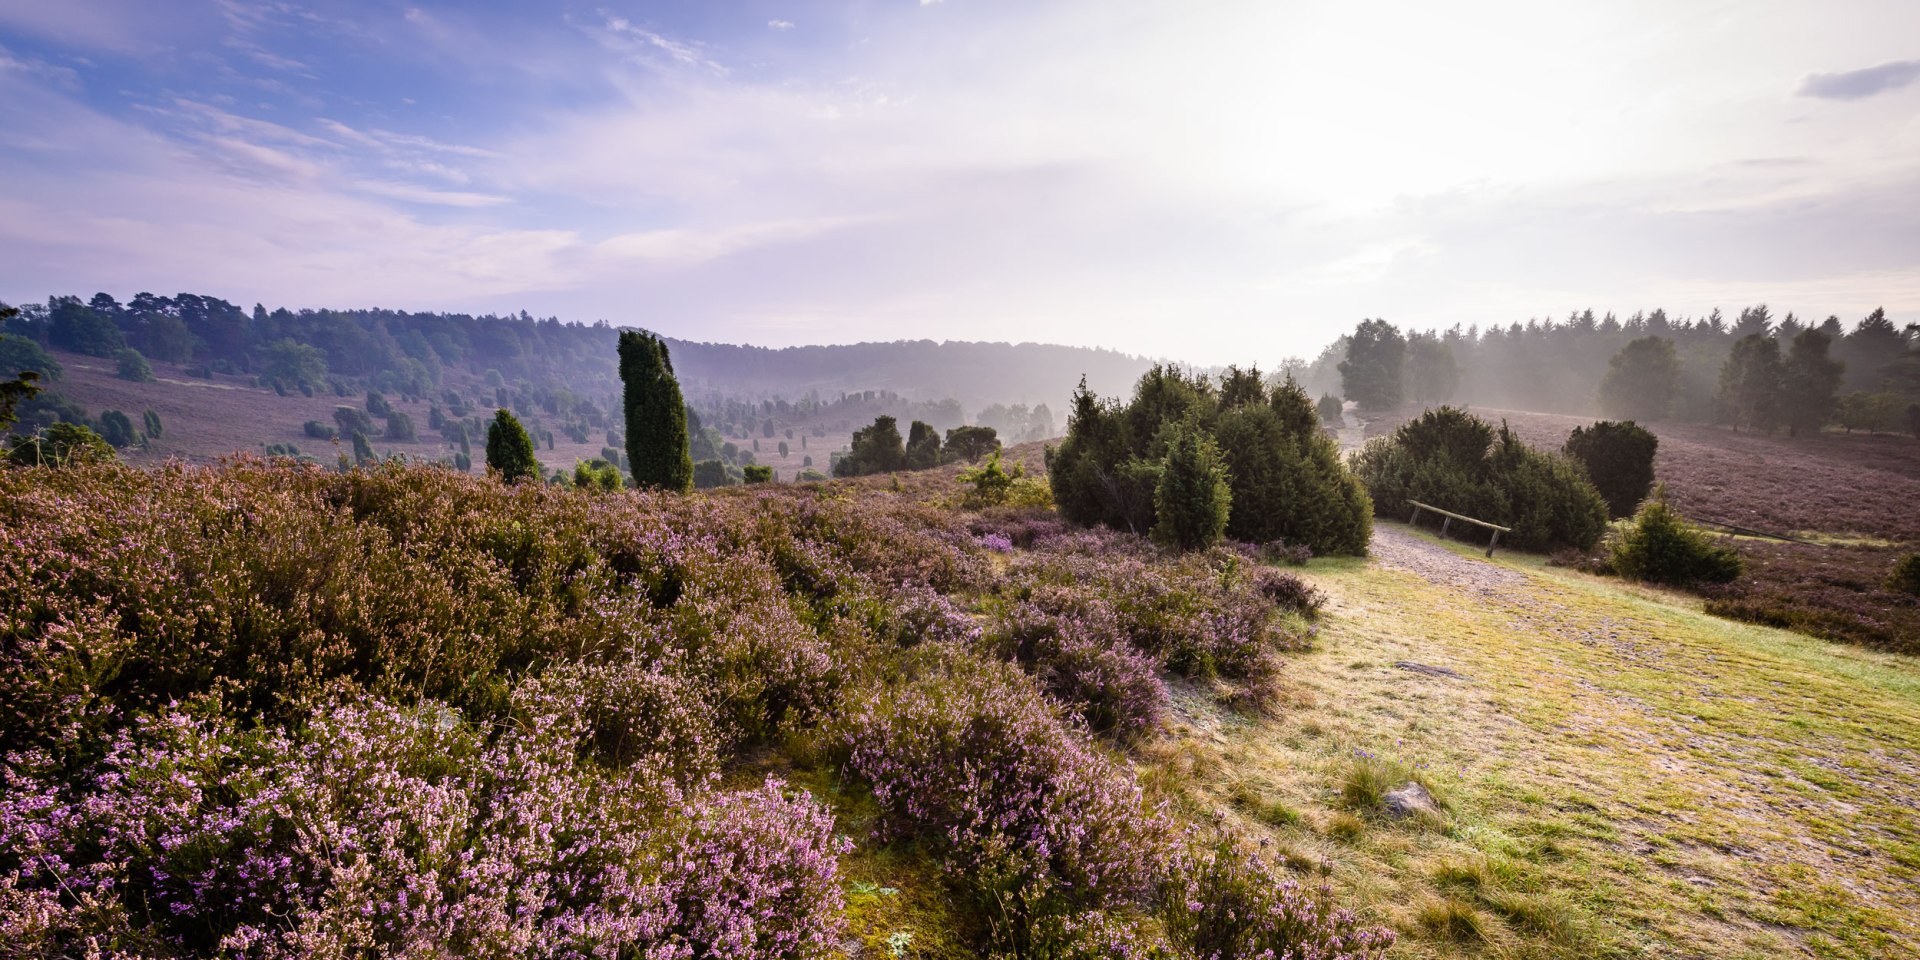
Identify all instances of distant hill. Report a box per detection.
[2,292,1161,471]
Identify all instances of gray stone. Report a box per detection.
[1383,781,1441,820]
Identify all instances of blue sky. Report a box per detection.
[1,0,1917,363]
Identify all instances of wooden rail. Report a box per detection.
[1407,500,1511,557]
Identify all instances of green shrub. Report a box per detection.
[956,449,1023,505]
[1608,493,1742,586]
[1886,553,1920,596]
[384,410,416,442]
[304,420,338,440]
[0,332,62,381]
[1316,393,1343,427]
[8,421,117,466]
[97,409,139,447]
[333,405,375,437]
[1152,425,1231,551]
[1050,370,1372,555]
[693,458,736,489]
[484,409,538,482]
[1564,420,1658,519]
[619,331,693,493]
[113,347,154,383]
[743,464,774,484]
[1353,407,1608,551]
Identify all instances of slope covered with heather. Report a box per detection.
[0,459,1385,958]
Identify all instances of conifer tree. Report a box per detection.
[1152,425,1231,551]
[619,331,693,492]
[485,408,538,483]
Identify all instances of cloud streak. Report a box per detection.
[1796,59,1920,100]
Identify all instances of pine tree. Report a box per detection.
[1781,329,1844,436]
[905,420,942,468]
[1598,336,1681,421]
[1717,334,1784,432]
[485,408,538,483]
[619,331,693,492]
[350,430,376,466]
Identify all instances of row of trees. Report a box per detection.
[1330,308,1920,436]
[831,416,1002,477]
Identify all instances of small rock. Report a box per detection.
[1685,876,1714,887]
[1383,782,1441,820]
[1394,660,1468,680]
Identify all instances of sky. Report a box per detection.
[1,0,1917,365]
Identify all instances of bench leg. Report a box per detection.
[1409,505,1420,525]
[1485,530,1500,558]
[1440,517,1452,539]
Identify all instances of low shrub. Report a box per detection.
[993,594,1167,740]
[1353,407,1608,551]
[1250,566,1325,617]
[1162,836,1395,959]
[1886,553,1920,596]
[837,653,1168,934]
[1608,493,1742,587]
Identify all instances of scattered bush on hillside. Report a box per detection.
[956,449,1024,506]
[1563,420,1658,519]
[96,409,138,448]
[302,419,338,441]
[383,409,416,442]
[835,414,908,477]
[0,332,62,382]
[570,458,623,491]
[743,464,774,484]
[1608,491,1743,586]
[1352,407,1608,551]
[1317,393,1344,427]
[1049,368,1372,555]
[485,408,538,482]
[1885,553,1920,596]
[113,347,154,383]
[332,405,374,437]
[6,422,117,466]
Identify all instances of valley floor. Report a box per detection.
[1167,523,1920,959]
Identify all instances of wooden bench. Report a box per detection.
[1406,500,1512,557]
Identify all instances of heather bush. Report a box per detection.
[1,694,849,958]
[1163,835,1395,960]
[1609,492,1743,587]
[992,593,1167,740]
[837,653,1168,936]
[1250,566,1326,617]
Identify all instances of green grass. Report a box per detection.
[1142,521,1920,959]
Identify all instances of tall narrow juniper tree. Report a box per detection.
[485,408,538,483]
[619,330,693,492]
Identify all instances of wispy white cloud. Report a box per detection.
[768,20,795,31]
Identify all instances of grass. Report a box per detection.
[1141,521,1920,959]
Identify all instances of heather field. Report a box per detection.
[1362,407,1920,652]
[6,448,1920,958]
[0,457,1385,958]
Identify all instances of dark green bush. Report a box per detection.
[1886,553,1920,596]
[304,420,337,440]
[97,409,138,447]
[1608,494,1742,586]
[8,422,117,466]
[1352,407,1607,551]
[693,458,736,489]
[1152,426,1231,551]
[743,464,774,484]
[484,409,537,482]
[1564,420,1657,519]
[114,348,154,383]
[1049,370,1372,555]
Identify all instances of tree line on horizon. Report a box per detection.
[1322,306,1920,436]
